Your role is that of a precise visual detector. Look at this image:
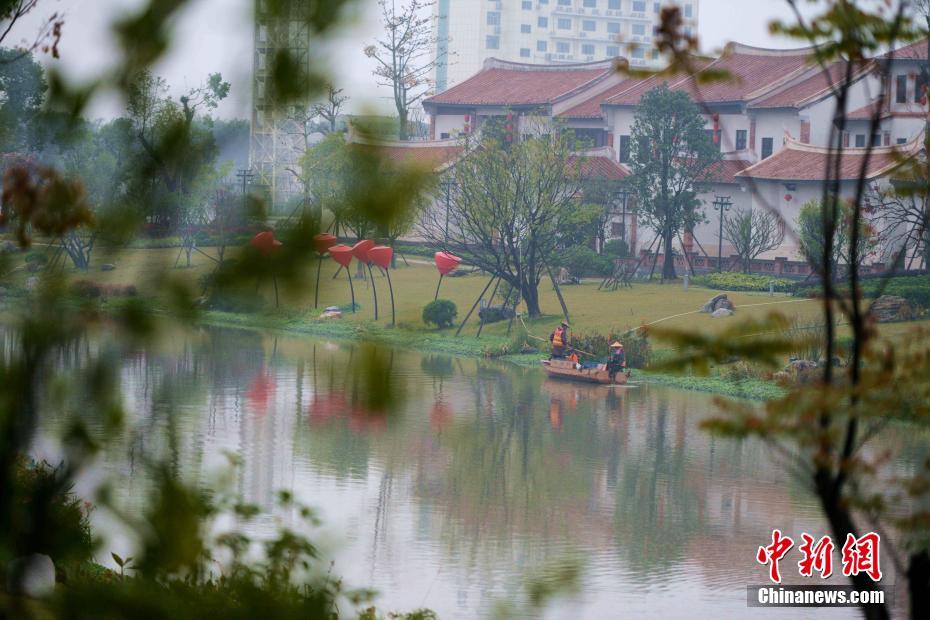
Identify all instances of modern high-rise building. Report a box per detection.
[433,0,699,92]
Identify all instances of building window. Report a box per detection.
[654,2,660,12]
[609,0,620,8]
[619,135,631,163]
[917,72,929,102]
[522,0,532,8]
[855,134,866,148]
[872,133,882,147]
[632,48,645,59]
[632,23,645,35]
[607,22,620,34]
[611,221,625,238]
[486,35,500,49]
[735,129,747,150]
[558,18,571,29]
[557,41,570,53]
[761,137,774,159]
[583,20,596,31]
[440,132,450,139]
[521,24,532,33]
[632,0,646,12]
[684,3,693,18]
[538,16,548,28]
[607,45,620,56]
[896,74,908,103]
[520,47,531,57]
[558,0,571,5]
[537,40,547,51]
[582,43,595,55]
[487,12,500,25]
[584,0,597,7]
[897,137,908,144]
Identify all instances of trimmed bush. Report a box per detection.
[566,329,651,369]
[559,245,614,278]
[422,299,458,328]
[602,238,630,259]
[794,274,930,311]
[696,272,794,292]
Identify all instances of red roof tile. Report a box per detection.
[737,138,914,181]
[751,61,873,109]
[569,151,630,180]
[349,140,464,171]
[558,78,637,118]
[424,59,614,108]
[706,159,752,184]
[882,39,929,60]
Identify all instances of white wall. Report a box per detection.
[752,110,801,160]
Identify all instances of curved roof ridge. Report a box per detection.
[482,57,618,72]
[724,41,820,57]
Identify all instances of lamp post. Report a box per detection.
[713,195,732,272]
[441,177,457,244]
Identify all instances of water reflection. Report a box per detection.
[33,326,871,619]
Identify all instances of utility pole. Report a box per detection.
[441,177,457,244]
[713,195,732,272]
[237,169,255,198]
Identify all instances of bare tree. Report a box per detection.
[867,175,930,270]
[311,83,348,134]
[364,0,443,141]
[0,1,63,64]
[723,208,785,273]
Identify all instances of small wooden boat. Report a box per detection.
[541,358,630,385]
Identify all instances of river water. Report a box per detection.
[29,326,890,618]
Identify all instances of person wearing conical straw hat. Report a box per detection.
[607,341,625,382]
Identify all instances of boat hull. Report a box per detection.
[541,359,629,385]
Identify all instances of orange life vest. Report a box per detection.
[552,327,564,347]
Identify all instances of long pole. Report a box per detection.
[314,255,323,308]
[385,268,396,326]
[366,262,379,320]
[456,275,497,337]
[434,273,444,300]
[718,207,725,273]
[444,181,451,243]
[345,266,356,313]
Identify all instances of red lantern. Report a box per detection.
[313,233,337,255]
[368,245,394,270]
[352,239,375,263]
[434,251,461,275]
[251,231,282,256]
[329,245,354,267]
[784,194,793,202]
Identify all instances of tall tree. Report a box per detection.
[419,120,582,317]
[0,48,46,153]
[311,83,348,134]
[627,84,719,280]
[796,199,876,278]
[723,208,785,273]
[365,0,442,141]
[0,1,62,63]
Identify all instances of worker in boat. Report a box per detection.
[607,341,626,381]
[567,348,581,369]
[549,321,569,359]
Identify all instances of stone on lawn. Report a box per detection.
[711,308,733,318]
[320,306,342,319]
[702,293,735,313]
[870,295,913,323]
[100,263,117,272]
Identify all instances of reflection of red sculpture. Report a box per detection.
[251,231,282,256]
[306,391,387,433]
[548,401,563,431]
[247,372,275,415]
[430,400,454,430]
[433,251,462,300]
[312,233,337,255]
[308,392,349,425]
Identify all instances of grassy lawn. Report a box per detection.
[4,244,928,367]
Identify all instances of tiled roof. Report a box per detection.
[424,58,615,107]
[706,159,752,184]
[349,139,464,172]
[846,102,926,121]
[882,39,929,60]
[751,61,873,109]
[558,78,637,118]
[737,137,914,181]
[569,150,630,180]
[603,44,817,107]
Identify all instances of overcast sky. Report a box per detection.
[7,0,832,121]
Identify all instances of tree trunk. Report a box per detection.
[398,108,408,141]
[661,229,677,280]
[522,280,541,317]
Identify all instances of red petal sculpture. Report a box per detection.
[313,233,337,255]
[368,245,393,270]
[251,231,282,256]
[434,251,461,275]
[352,239,375,263]
[329,244,354,267]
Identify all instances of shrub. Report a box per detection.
[696,272,794,292]
[794,274,930,311]
[602,238,630,259]
[559,245,613,278]
[422,299,458,328]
